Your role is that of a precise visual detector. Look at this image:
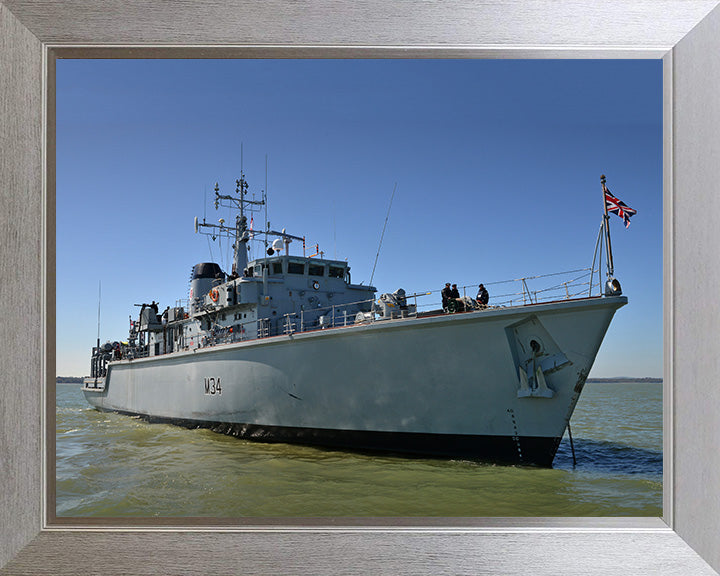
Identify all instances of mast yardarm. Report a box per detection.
[195,174,303,275]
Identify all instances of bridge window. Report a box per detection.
[271,262,283,275]
[329,266,345,279]
[288,261,305,274]
[308,264,325,277]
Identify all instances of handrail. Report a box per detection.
[208,268,599,343]
[414,268,598,310]
[117,268,605,359]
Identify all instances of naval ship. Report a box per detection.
[83,173,628,467]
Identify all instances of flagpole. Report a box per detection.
[600,174,614,278]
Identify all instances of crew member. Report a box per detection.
[476,283,489,308]
[441,283,452,311]
[450,284,464,312]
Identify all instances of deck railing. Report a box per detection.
[117,267,603,359]
[419,267,598,313]
[197,267,600,345]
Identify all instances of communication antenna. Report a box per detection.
[370,182,397,286]
[206,234,215,262]
[96,280,101,350]
[217,217,223,269]
[265,154,269,251]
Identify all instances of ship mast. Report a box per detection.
[233,175,250,275]
[600,174,614,279]
[596,174,623,297]
[195,173,304,274]
[196,174,265,275]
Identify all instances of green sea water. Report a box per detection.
[56,381,662,517]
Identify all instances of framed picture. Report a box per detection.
[2,1,720,574]
[52,57,663,519]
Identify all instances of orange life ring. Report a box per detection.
[210,289,219,302]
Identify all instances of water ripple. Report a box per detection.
[56,381,663,517]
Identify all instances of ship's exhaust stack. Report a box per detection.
[189,262,225,314]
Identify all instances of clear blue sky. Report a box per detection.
[56,59,662,378]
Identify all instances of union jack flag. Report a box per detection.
[605,189,637,228]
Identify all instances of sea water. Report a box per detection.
[56,381,662,517]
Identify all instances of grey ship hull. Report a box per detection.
[83,295,626,466]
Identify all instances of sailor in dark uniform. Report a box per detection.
[476,283,489,308]
[441,283,452,311]
[450,284,464,312]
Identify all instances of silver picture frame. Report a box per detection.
[2,1,720,574]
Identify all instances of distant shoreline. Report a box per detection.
[57,376,84,384]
